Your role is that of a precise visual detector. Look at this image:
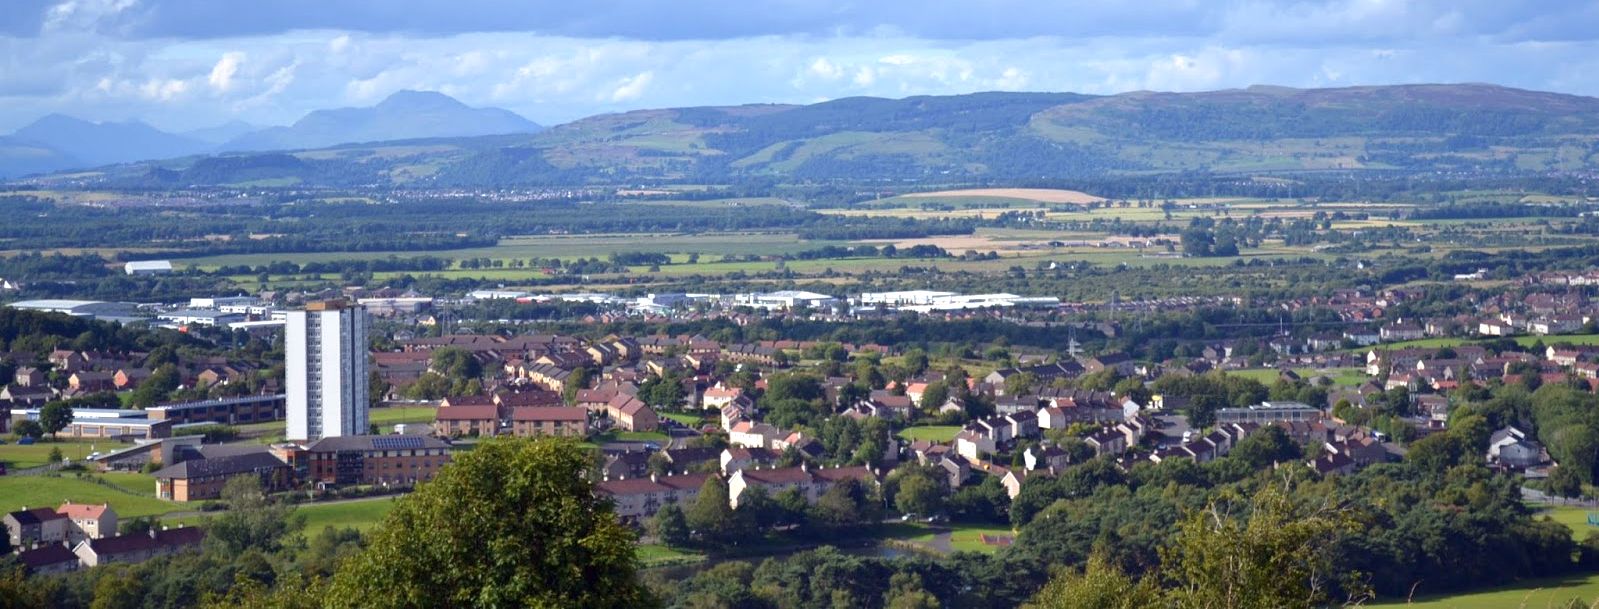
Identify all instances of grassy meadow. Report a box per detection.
[0,439,116,469]
[1368,573,1599,608]
[0,474,178,518]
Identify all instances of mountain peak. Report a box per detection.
[222,90,541,152]
[378,90,470,111]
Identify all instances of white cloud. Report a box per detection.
[138,77,187,101]
[808,57,843,80]
[5,13,1599,132]
[43,0,140,33]
[852,65,877,87]
[609,71,653,102]
[208,51,243,92]
[995,66,1028,90]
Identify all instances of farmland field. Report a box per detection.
[898,188,1103,204]
[178,232,844,270]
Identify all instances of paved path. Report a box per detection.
[1523,486,1598,507]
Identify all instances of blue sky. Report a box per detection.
[3,0,1598,132]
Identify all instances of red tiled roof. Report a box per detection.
[434,405,500,421]
[509,406,587,422]
[440,394,495,407]
[56,502,110,520]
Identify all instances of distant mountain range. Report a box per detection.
[0,91,543,178]
[11,83,1599,187]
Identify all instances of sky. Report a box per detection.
[3,0,1599,133]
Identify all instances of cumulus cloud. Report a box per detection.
[608,71,653,102]
[807,57,843,80]
[138,77,186,101]
[207,51,242,91]
[1,2,1598,132]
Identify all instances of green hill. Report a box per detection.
[27,83,1599,188]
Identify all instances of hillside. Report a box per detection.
[19,83,1599,188]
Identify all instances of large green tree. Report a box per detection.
[37,401,73,439]
[326,438,653,608]
[207,476,301,555]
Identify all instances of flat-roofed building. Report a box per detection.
[303,435,452,487]
[145,394,287,426]
[286,301,370,441]
[1216,401,1324,425]
[123,261,173,275]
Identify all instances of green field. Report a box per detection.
[1224,369,1293,383]
[1369,572,1599,608]
[1355,333,1599,353]
[596,431,672,443]
[1303,367,1371,387]
[297,497,399,533]
[897,523,1016,555]
[637,543,706,567]
[896,426,961,443]
[0,440,115,469]
[661,412,707,427]
[370,406,438,427]
[180,232,845,270]
[1537,505,1599,541]
[0,474,179,518]
[96,472,157,495]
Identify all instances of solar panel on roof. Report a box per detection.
[372,436,424,450]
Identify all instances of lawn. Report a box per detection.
[0,474,179,518]
[1296,367,1370,387]
[612,431,672,443]
[369,406,438,427]
[893,522,1017,555]
[1224,369,1289,383]
[896,426,961,443]
[95,472,157,495]
[297,497,400,533]
[0,439,114,469]
[1368,572,1599,608]
[661,412,707,427]
[1535,505,1599,541]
